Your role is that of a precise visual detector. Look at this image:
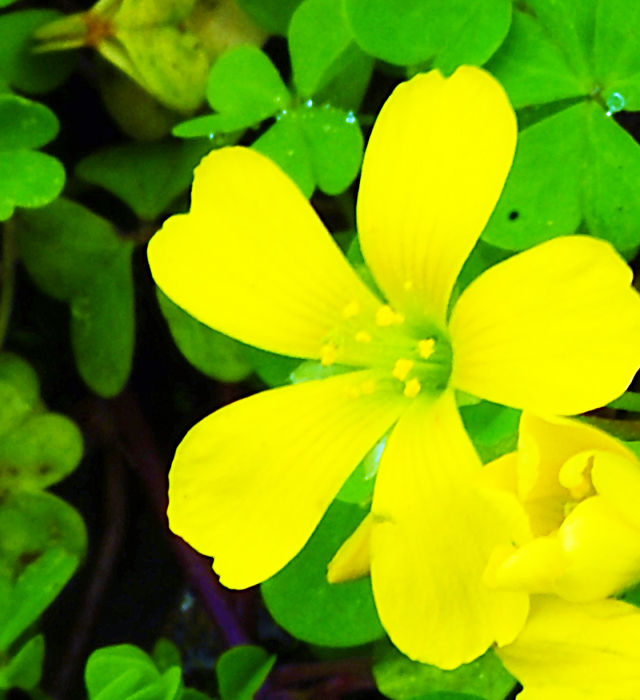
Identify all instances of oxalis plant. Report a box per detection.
[3,0,640,699]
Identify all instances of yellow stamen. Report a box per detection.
[375,305,397,327]
[355,330,372,343]
[320,342,338,366]
[342,300,360,319]
[404,378,421,398]
[392,358,414,382]
[418,338,435,359]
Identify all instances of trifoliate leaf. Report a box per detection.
[216,646,275,700]
[0,353,40,437]
[289,0,356,98]
[0,634,44,690]
[18,199,135,397]
[261,500,385,647]
[76,140,212,220]
[0,10,75,93]
[157,289,252,383]
[85,645,161,700]
[0,94,58,150]
[344,0,511,70]
[298,103,363,194]
[207,45,290,126]
[373,640,515,700]
[0,548,78,653]
[236,0,302,34]
[252,114,315,198]
[152,639,182,674]
[0,412,83,492]
[0,491,87,581]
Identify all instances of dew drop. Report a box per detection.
[305,99,313,107]
[606,92,625,116]
[345,111,356,124]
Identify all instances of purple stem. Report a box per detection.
[111,391,250,647]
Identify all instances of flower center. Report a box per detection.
[319,300,452,399]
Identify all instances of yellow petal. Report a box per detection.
[148,147,380,359]
[516,413,633,502]
[168,370,404,588]
[370,391,529,669]
[327,512,372,583]
[591,449,640,532]
[357,67,516,326]
[553,495,640,601]
[450,236,640,415]
[497,596,640,699]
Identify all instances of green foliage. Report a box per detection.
[76,140,212,221]
[0,634,44,690]
[373,640,515,700]
[335,433,386,505]
[0,9,75,93]
[157,289,253,383]
[174,45,364,197]
[344,0,511,71]
[0,352,83,492]
[83,641,274,700]
[243,346,301,388]
[0,94,65,221]
[459,401,520,464]
[18,198,135,397]
[0,548,79,652]
[85,644,183,700]
[236,0,302,34]
[262,500,385,647]
[484,0,640,252]
[216,646,275,700]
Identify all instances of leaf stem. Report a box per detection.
[0,218,16,349]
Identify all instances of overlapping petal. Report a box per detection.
[148,147,381,360]
[370,391,529,668]
[497,596,640,699]
[357,66,516,325]
[168,370,405,588]
[449,236,640,415]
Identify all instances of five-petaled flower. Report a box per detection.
[148,66,640,669]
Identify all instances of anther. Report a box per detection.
[403,378,421,398]
[418,339,435,359]
[320,342,338,366]
[355,330,372,343]
[376,305,404,327]
[376,305,396,327]
[343,300,360,319]
[392,358,414,382]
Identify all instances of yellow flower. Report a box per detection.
[497,595,640,700]
[480,413,640,602]
[147,66,640,669]
[477,414,640,699]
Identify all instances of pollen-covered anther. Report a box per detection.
[320,342,338,366]
[392,358,414,382]
[418,338,435,359]
[355,330,372,343]
[342,300,361,319]
[375,305,404,327]
[403,378,421,398]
